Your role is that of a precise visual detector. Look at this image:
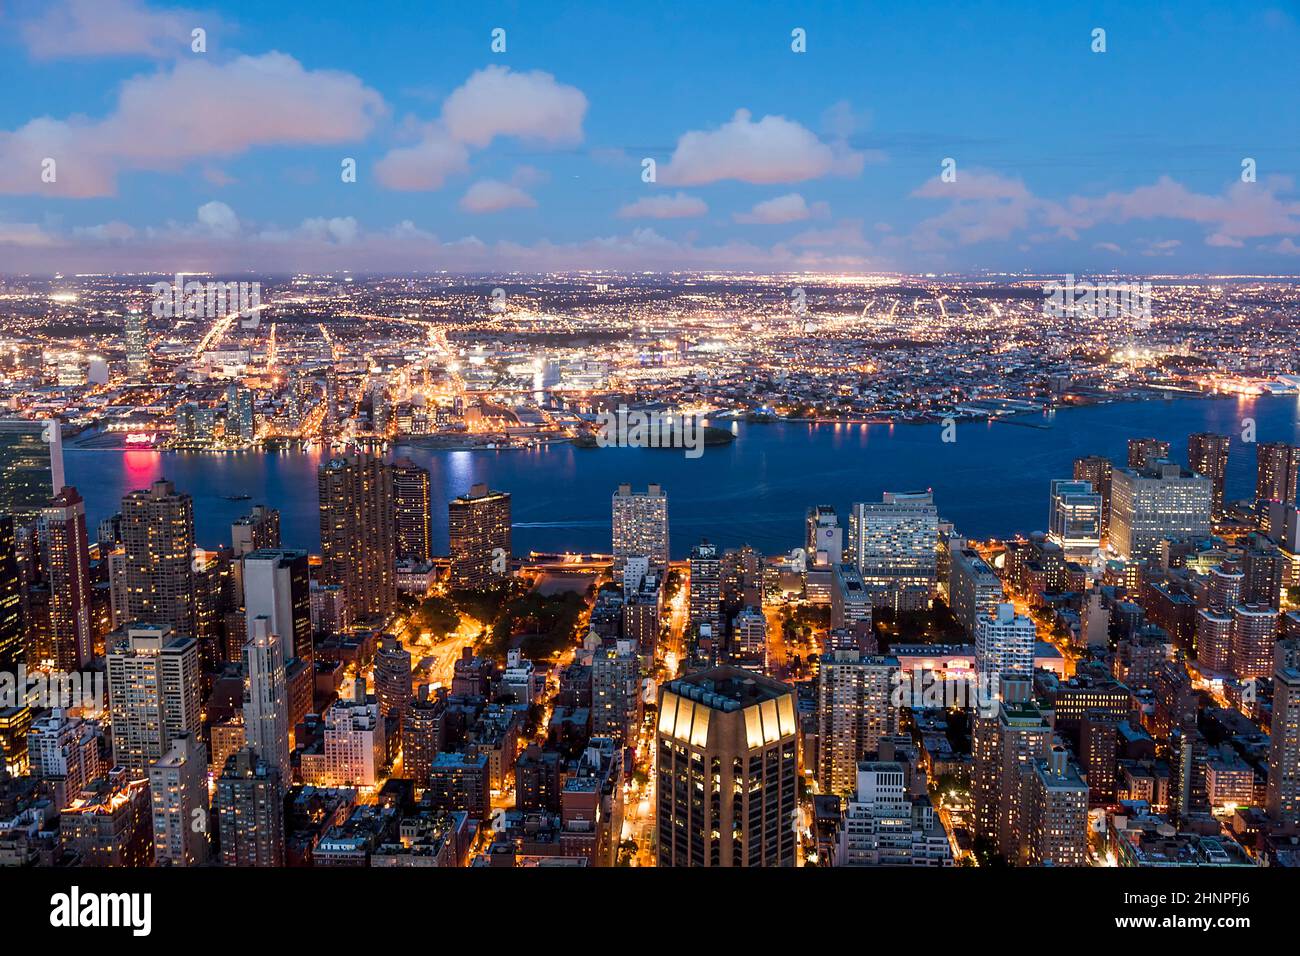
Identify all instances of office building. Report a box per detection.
[848,491,939,593]
[447,482,511,590]
[0,516,20,672]
[231,505,280,557]
[0,417,65,523]
[1073,455,1113,540]
[60,769,152,867]
[243,548,312,663]
[318,454,396,619]
[612,483,669,570]
[1047,479,1103,557]
[1187,433,1231,518]
[1109,463,1212,563]
[805,505,843,568]
[656,667,798,867]
[374,635,412,721]
[121,479,196,637]
[242,615,291,789]
[148,732,210,866]
[1195,607,1233,673]
[106,623,201,775]
[816,650,900,797]
[391,457,432,561]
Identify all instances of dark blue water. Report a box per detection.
[65,395,1300,558]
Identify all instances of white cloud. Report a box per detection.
[734,193,827,224]
[660,109,863,186]
[0,53,386,197]
[375,66,587,192]
[459,180,537,214]
[441,65,587,148]
[617,192,708,219]
[19,0,206,60]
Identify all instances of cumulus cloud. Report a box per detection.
[0,53,386,197]
[459,180,538,214]
[376,66,586,192]
[909,169,1300,252]
[660,109,863,186]
[196,201,239,238]
[374,126,469,191]
[18,0,206,60]
[441,65,587,147]
[733,193,827,224]
[617,192,708,219]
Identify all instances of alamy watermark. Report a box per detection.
[151,275,262,327]
[595,404,705,459]
[891,667,1001,718]
[0,666,105,711]
[1042,274,1151,322]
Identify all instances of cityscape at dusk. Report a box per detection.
[1,0,1297,937]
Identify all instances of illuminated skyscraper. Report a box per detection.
[1256,442,1300,511]
[1127,437,1170,472]
[231,505,280,557]
[0,516,23,673]
[242,615,291,789]
[848,491,939,593]
[1266,667,1300,825]
[1187,432,1231,519]
[106,623,201,775]
[447,482,511,590]
[816,650,899,797]
[124,309,150,378]
[243,549,312,663]
[1025,747,1089,866]
[318,454,396,619]
[216,747,284,866]
[656,667,798,867]
[41,486,93,670]
[121,479,195,637]
[975,603,1036,678]
[148,732,210,866]
[1072,455,1113,540]
[687,539,722,633]
[0,418,64,524]
[612,483,668,570]
[227,384,256,442]
[1047,479,1102,557]
[1109,462,1212,563]
[391,457,432,561]
[374,634,413,722]
[1231,603,1278,681]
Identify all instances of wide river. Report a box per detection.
[66,395,1300,559]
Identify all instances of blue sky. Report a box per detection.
[1,0,1298,274]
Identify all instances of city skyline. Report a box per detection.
[3,1,1300,919]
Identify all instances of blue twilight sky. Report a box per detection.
[0,0,1298,275]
